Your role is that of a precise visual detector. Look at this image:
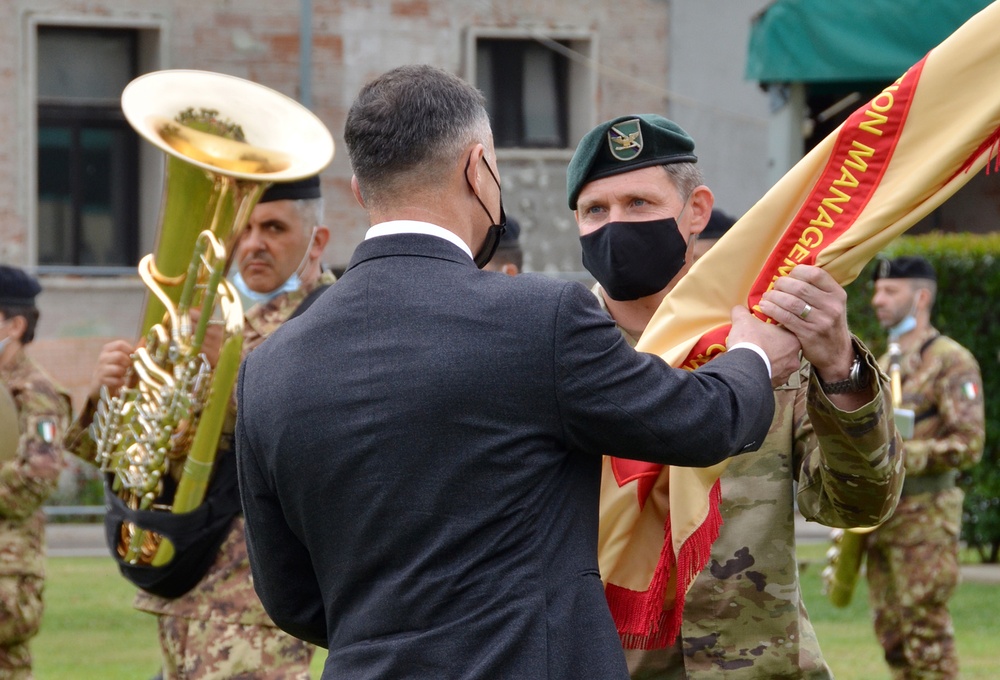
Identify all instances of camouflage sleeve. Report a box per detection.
[62,393,101,465]
[795,338,903,528]
[904,343,984,475]
[0,389,70,520]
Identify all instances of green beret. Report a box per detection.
[0,265,41,307]
[873,256,936,282]
[567,114,697,209]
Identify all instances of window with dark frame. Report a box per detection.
[36,27,140,269]
[476,38,570,149]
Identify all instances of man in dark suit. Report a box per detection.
[235,64,801,680]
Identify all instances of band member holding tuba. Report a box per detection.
[867,255,984,680]
[65,176,334,679]
[564,114,903,679]
[1,265,71,679]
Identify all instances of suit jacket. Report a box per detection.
[236,232,774,679]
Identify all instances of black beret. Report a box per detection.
[701,209,736,240]
[259,175,322,203]
[567,114,697,209]
[498,216,521,247]
[873,256,937,282]
[0,265,41,307]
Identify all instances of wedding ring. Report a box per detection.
[799,303,812,320]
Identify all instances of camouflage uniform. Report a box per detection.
[0,350,71,679]
[64,271,335,680]
[865,326,984,680]
[591,288,903,680]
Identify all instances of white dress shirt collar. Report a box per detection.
[365,220,474,261]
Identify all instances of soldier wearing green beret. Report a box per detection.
[867,256,984,680]
[567,114,903,679]
[0,265,71,679]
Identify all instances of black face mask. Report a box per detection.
[466,156,507,268]
[580,217,688,301]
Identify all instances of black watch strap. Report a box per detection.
[819,353,868,394]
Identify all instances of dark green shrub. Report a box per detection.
[844,233,1000,562]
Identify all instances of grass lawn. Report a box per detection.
[797,542,1000,680]
[32,557,328,679]
[30,548,1000,679]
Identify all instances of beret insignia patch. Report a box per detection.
[608,119,643,161]
[877,258,891,280]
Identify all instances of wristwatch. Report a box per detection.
[819,353,869,394]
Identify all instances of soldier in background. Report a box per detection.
[64,176,333,680]
[691,207,735,262]
[566,114,902,679]
[482,215,523,275]
[868,255,985,680]
[0,265,71,679]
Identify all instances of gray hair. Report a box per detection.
[292,197,325,231]
[344,64,491,208]
[661,162,704,201]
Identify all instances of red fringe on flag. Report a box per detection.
[606,479,723,650]
[949,124,1000,180]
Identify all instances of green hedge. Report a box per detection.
[844,232,1000,562]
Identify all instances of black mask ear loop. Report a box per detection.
[465,154,507,268]
[678,197,699,264]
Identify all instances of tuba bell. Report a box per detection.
[91,70,334,566]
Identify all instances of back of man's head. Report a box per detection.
[344,65,491,208]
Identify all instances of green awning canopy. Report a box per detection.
[746,0,994,84]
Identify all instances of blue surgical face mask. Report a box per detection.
[888,314,917,339]
[229,227,317,309]
[0,320,12,354]
[229,269,303,309]
[887,298,919,339]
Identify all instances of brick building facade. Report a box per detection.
[4,0,725,411]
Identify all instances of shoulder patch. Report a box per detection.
[962,381,979,400]
[35,418,58,444]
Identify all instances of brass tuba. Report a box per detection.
[91,70,334,566]
[821,340,912,607]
